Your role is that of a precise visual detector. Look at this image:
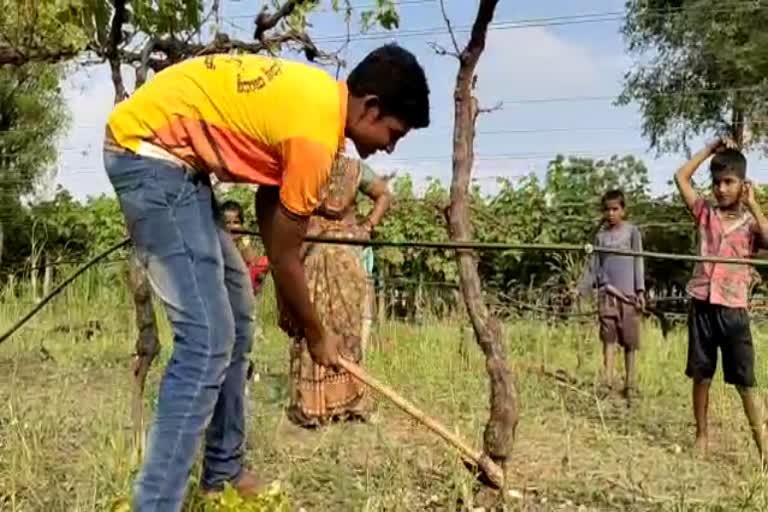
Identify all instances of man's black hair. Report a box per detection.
[347,43,430,129]
[220,200,244,222]
[601,189,625,208]
[710,148,747,180]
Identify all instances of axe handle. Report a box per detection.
[338,358,504,487]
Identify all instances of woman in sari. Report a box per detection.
[282,155,392,427]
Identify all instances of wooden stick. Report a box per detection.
[338,358,504,488]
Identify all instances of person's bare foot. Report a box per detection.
[621,386,638,407]
[201,470,269,498]
[693,434,709,457]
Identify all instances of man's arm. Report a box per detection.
[674,139,723,213]
[255,187,330,362]
[265,136,343,367]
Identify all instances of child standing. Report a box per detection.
[221,200,270,295]
[579,190,645,398]
[674,137,768,462]
[220,200,270,381]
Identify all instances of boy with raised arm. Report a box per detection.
[103,44,430,511]
[674,136,768,463]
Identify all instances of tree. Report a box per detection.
[436,0,512,493]
[619,0,768,152]
[0,64,68,271]
[0,0,88,65]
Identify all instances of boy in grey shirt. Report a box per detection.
[578,189,645,398]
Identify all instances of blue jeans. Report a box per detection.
[104,150,255,512]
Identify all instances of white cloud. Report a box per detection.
[476,27,606,101]
[56,64,125,200]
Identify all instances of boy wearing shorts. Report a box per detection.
[674,136,768,462]
[579,190,645,398]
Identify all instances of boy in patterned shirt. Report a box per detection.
[674,136,768,463]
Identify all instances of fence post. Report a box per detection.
[43,262,53,297]
[30,256,39,303]
[377,276,387,325]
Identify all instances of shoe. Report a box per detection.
[200,470,269,498]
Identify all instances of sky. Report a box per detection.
[52,0,768,201]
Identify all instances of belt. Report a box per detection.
[104,127,196,173]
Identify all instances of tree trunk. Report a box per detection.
[103,0,161,460]
[448,0,517,474]
[732,106,745,147]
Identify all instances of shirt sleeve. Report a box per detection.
[631,225,645,292]
[278,137,335,216]
[691,197,709,226]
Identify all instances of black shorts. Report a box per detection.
[686,299,755,387]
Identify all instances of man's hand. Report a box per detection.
[307,332,342,368]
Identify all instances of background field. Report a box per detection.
[2,274,768,512]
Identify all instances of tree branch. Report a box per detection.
[0,46,80,66]
[460,0,498,65]
[478,100,503,115]
[439,0,461,56]
[119,30,340,71]
[254,0,309,40]
[134,38,157,89]
[428,41,459,59]
[106,0,128,102]
[446,0,514,488]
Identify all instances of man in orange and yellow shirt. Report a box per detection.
[103,44,429,511]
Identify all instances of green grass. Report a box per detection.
[2,272,768,510]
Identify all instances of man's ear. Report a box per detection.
[362,95,382,119]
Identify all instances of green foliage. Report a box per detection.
[0,65,67,196]
[130,0,204,40]
[109,482,291,512]
[1,153,715,299]
[360,0,400,30]
[197,482,292,512]
[0,0,90,57]
[27,188,126,260]
[0,63,68,267]
[620,0,768,152]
